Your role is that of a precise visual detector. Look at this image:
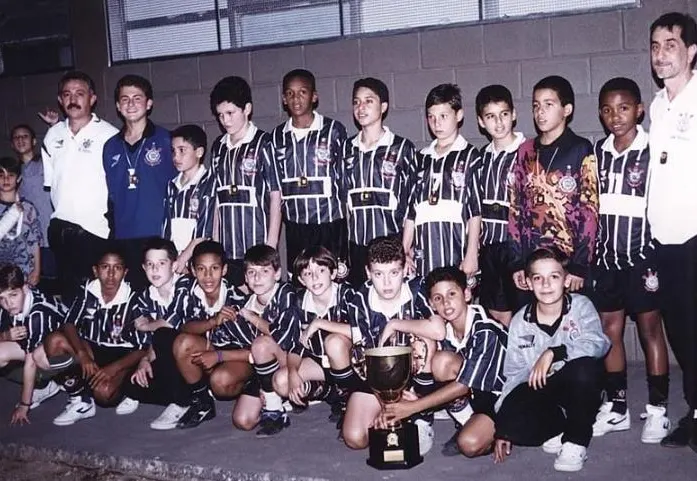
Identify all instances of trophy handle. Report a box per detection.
[350,341,367,382]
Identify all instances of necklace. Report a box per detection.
[537,147,559,176]
[123,138,146,190]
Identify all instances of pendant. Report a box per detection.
[230,185,238,194]
[299,176,308,187]
[428,193,439,205]
[127,168,138,190]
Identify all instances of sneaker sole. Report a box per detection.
[642,433,668,444]
[150,422,179,431]
[593,422,631,437]
[116,406,139,416]
[542,445,563,454]
[53,409,96,426]
[554,463,584,472]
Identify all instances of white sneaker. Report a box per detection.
[640,404,671,444]
[554,442,587,472]
[115,397,139,415]
[150,403,189,430]
[415,418,435,455]
[593,402,631,436]
[53,396,96,426]
[542,433,563,454]
[30,381,60,409]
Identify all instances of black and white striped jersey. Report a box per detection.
[341,128,419,246]
[135,275,193,330]
[290,282,354,363]
[210,123,280,260]
[348,277,433,349]
[163,166,216,253]
[439,304,507,394]
[476,132,525,246]
[0,288,65,352]
[66,280,146,349]
[270,113,346,225]
[408,136,482,276]
[594,126,654,269]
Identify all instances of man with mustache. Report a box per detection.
[41,71,118,305]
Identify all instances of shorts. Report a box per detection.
[469,389,498,419]
[86,341,133,368]
[479,242,516,312]
[592,257,661,314]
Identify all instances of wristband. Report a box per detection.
[15,401,31,409]
[216,350,223,364]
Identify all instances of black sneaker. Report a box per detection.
[176,397,216,429]
[661,415,690,448]
[442,431,461,456]
[256,410,290,437]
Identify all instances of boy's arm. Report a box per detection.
[382,381,470,424]
[379,315,446,347]
[461,216,481,277]
[28,243,41,286]
[262,142,282,248]
[266,191,282,249]
[568,150,600,279]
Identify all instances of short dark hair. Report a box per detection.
[366,235,405,268]
[524,247,570,277]
[425,266,468,297]
[475,84,514,118]
[95,242,127,267]
[598,77,642,107]
[293,245,337,277]
[0,156,22,177]
[243,244,281,271]
[353,77,389,109]
[533,75,575,108]
[425,83,463,112]
[651,12,697,69]
[171,124,207,163]
[59,70,96,94]
[142,237,178,264]
[114,74,154,103]
[210,76,252,116]
[191,240,225,266]
[10,124,36,142]
[282,69,316,92]
[0,264,25,292]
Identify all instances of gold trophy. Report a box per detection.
[353,345,424,470]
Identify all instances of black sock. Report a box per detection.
[412,372,437,397]
[606,370,627,414]
[330,366,363,394]
[647,374,669,407]
[254,359,280,393]
[55,365,86,398]
[303,381,331,401]
[188,378,208,402]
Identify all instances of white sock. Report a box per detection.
[264,391,283,412]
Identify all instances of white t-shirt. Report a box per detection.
[648,71,697,245]
[42,114,118,238]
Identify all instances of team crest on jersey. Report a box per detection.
[626,164,644,188]
[189,194,199,218]
[564,319,580,341]
[315,138,331,166]
[676,112,694,133]
[80,139,93,153]
[111,313,123,341]
[643,269,659,292]
[53,139,64,149]
[144,143,162,166]
[242,151,257,176]
[336,260,349,280]
[381,149,398,180]
[451,166,466,189]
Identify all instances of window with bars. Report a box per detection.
[106,0,638,63]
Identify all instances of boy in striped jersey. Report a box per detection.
[43,244,148,426]
[209,76,282,289]
[590,78,670,443]
[271,69,348,275]
[231,245,301,437]
[1,264,64,425]
[474,85,526,326]
[403,83,482,281]
[163,125,216,272]
[342,78,419,286]
[271,246,353,420]
[375,266,507,458]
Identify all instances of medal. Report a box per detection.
[230,185,238,194]
[559,165,577,194]
[660,151,668,164]
[299,176,309,187]
[429,192,439,205]
[127,168,138,190]
[362,192,370,201]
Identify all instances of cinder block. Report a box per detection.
[149,94,180,126]
[203,121,223,141]
[333,111,358,138]
[103,62,151,103]
[361,33,420,74]
[151,57,200,93]
[551,11,622,56]
[387,108,426,144]
[522,58,591,96]
[455,63,522,104]
[569,95,603,134]
[0,77,24,108]
[305,39,360,78]
[623,0,688,51]
[251,46,303,85]
[393,69,455,109]
[421,26,483,68]
[179,92,211,123]
[252,84,282,119]
[483,18,550,62]
[199,52,251,89]
[252,115,285,133]
[315,78,337,113]
[590,53,653,93]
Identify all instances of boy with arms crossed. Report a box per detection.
[271,69,348,273]
[474,85,526,325]
[209,77,282,288]
[402,84,481,280]
[591,77,670,443]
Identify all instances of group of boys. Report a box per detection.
[2,10,697,475]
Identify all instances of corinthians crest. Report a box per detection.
[643,269,659,292]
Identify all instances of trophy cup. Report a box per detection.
[355,345,423,470]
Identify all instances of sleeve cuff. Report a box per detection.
[550,345,568,362]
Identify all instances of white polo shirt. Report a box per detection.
[42,114,118,239]
[648,71,697,245]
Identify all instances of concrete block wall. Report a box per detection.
[0,0,694,362]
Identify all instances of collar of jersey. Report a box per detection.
[13,288,34,321]
[86,278,131,308]
[302,282,338,317]
[60,113,101,139]
[174,165,207,191]
[655,69,697,104]
[421,134,468,158]
[484,131,526,155]
[148,274,181,306]
[193,280,228,316]
[245,282,280,315]
[368,281,412,318]
[283,111,323,134]
[600,125,648,157]
[225,122,257,150]
[352,126,394,152]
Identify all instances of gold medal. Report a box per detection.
[362,192,370,201]
[429,193,439,205]
[299,176,308,187]
[230,185,238,194]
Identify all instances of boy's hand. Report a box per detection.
[460,253,478,278]
[528,349,554,390]
[380,399,418,426]
[494,439,511,463]
[287,369,306,406]
[131,358,153,388]
[191,351,219,370]
[89,363,120,390]
[77,350,98,379]
[174,251,192,274]
[8,326,28,341]
[566,274,584,292]
[10,405,30,426]
[214,306,238,326]
[512,270,528,290]
[299,319,321,348]
[27,270,40,287]
[404,247,416,276]
[378,321,398,347]
[134,317,151,332]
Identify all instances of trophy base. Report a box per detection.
[366,422,423,470]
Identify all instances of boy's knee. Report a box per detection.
[342,426,368,450]
[210,369,239,398]
[43,332,67,356]
[250,336,277,358]
[172,334,197,358]
[457,431,486,458]
[232,412,259,431]
[324,334,350,363]
[272,369,289,396]
[431,352,457,382]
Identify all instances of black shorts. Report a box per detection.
[469,389,498,420]
[86,341,133,368]
[592,257,661,314]
[285,219,348,278]
[479,242,516,312]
